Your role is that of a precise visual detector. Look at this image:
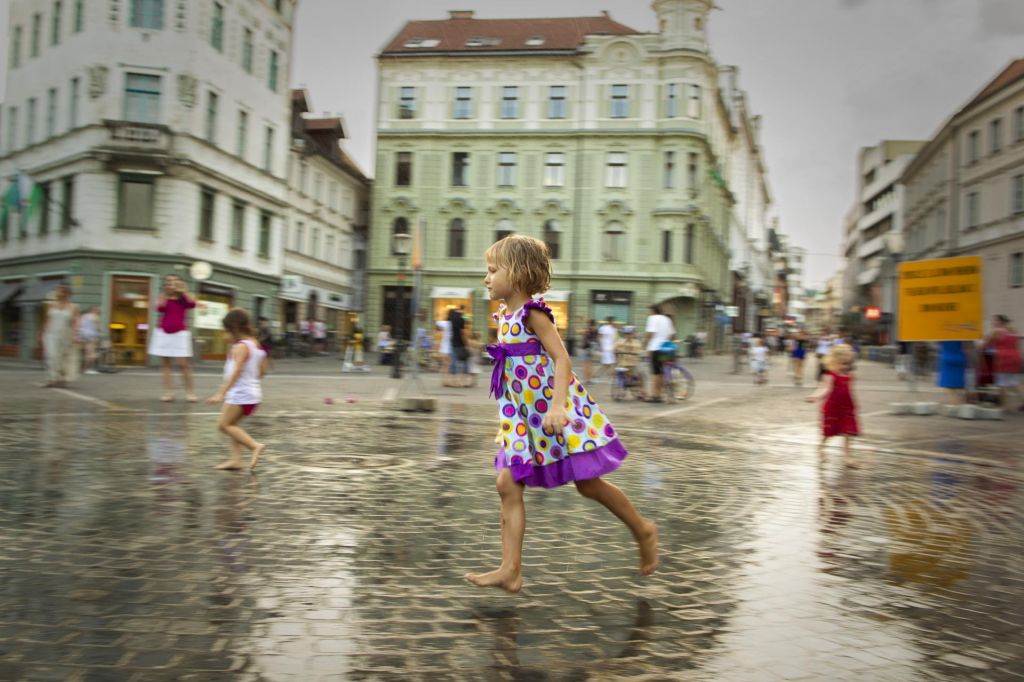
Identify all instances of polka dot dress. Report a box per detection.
[493,299,628,488]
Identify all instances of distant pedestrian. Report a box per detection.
[805,343,859,459]
[815,333,834,382]
[448,306,471,388]
[377,325,394,365]
[750,336,769,384]
[42,284,79,388]
[437,316,453,383]
[791,331,807,386]
[466,235,658,593]
[78,305,101,375]
[150,275,197,402]
[579,319,598,383]
[597,316,618,382]
[936,340,968,405]
[206,308,267,471]
[986,314,1022,411]
[312,319,328,354]
[644,306,676,401]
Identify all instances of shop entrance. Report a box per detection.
[381,286,413,341]
[109,276,152,366]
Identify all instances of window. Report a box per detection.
[602,222,625,261]
[501,86,519,119]
[685,224,695,263]
[448,218,466,258]
[118,174,155,229]
[990,118,1002,154]
[263,126,274,171]
[7,107,18,151]
[74,0,84,32]
[606,152,627,188]
[965,191,980,228]
[39,183,51,235]
[454,87,472,119]
[497,152,516,186]
[299,162,307,194]
[395,152,412,186]
[12,26,22,68]
[124,73,161,123]
[294,221,304,252]
[231,200,245,249]
[495,219,514,243]
[661,230,672,263]
[268,50,279,91]
[31,14,41,57]
[967,130,980,163]
[391,217,409,255]
[314,173,322,203]
[1011,252,1024,288]
[325,234,335,263]
[687,84,702,118]
[543,219,560,259]
[236,110,247,158]
[69,77,79,128]
[544,152,565,187]
[452,152,469,187]
[399,87,416,119]
[46,88,58,138]
[1013,175,1024,214]
[51,1,62,46]
[548,85,566,119]
[1016,106,1024,143]
[311,227,320,259]
[687,152,699,194]
[664,151,675,189]
[210,2,224,50]
[610,84,629,118]
[242,28,254,73]
[665,83,678,118]
[26,98,37,145]
[130,0,163,29]
[205,91,218,143]
[199,187,215,241]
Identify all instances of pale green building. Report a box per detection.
[369,1,738,348]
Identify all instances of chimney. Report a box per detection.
[449,10,474,19]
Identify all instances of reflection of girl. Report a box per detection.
[42,284,79,387]
[149,275,197,402]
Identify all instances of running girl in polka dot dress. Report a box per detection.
[465,235,658,593]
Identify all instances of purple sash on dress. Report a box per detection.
[485,340,544,400]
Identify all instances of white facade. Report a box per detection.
[0,0,296,361]
[902,60,1024,331]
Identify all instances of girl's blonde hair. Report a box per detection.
[485,234,552,296]
[826,343,855,371]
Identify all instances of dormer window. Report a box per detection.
[466,36,500,47]
[525,36,545,46]
[404,37,440,48]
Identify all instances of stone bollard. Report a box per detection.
[913,402,938,416]
[890,402,913,415]
[955,404,978,420]
[976,406,1004,421]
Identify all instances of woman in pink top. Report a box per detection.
[149,275,198,402]
[987,314,1022,411]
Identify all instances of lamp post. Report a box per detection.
[391,231,412,379]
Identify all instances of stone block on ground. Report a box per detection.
[913,402,937,416]
[890,402,913,415]
[976,406,1004,421]
[955,404,978,420]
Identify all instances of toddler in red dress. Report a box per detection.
[805,343,859,459]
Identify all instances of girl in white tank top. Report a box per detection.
[207,309,268,470]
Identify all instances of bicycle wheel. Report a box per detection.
[611,373,626,402]
[665,365,694,401]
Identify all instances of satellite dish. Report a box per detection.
[190,261,213,281]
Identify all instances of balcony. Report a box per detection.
[96,120,173,170]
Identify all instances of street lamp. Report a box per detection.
[391,230,412,378]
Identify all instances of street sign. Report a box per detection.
[897,256,983,341]
[864,306,881,320]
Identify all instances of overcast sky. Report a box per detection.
[1,1,1021,287]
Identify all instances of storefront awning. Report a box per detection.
[431,287,472,300]
[16,278,64,302]
[0,281,22,304]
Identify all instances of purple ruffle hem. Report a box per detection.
[494,438,629,488]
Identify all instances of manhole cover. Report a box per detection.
[283,453,415,475]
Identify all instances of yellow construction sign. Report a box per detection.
[898,256,983,341]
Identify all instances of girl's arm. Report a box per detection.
[805,373,833,402]
[259,354,269,378]
[527,309,572,433]
[207,343,248,403]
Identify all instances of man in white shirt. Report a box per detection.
[644,305,677,401]
[596,316,618,381]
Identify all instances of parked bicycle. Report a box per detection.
[658,342,695,402]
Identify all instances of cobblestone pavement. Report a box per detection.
[1,384,1023,680]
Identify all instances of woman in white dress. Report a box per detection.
[42,284,79,387]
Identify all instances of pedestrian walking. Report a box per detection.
[42,284,79,387]
[791,331,807,386]
[936,340,968,405]
[644,305,676,402]
[78,305,101,375]
[815,333,834,382]
[805,343,859,459]
[466,234,658,593]
[579,319,598,383]
[750,336,769,384]
[206,308,267,471]
[312,319,328,354]
[437,316,453,383]
[597,316,618,382]
[149,275,197,402]
[377,325,394,365]
[342,324,368,372]
[985,314,1022,411]
[449,306,471,388]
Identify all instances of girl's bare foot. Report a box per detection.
[637,521,659,576]
[161,394,174,402]
[186,394,199,403]
[249,443,265,470]
[464,568,522,594]
[214,460,243,470]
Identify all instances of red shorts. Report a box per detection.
[240,404,259,416]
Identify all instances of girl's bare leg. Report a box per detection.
[465,470,524,593]
[575,478,658,575]
[215,404,263,470]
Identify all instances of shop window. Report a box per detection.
[109,275,151,366]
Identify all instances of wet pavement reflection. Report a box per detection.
[0,407,1022,680]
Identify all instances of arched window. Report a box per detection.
[448,218,466,258]
[543,219,561,260]
[602,222,624,261]
[391,216,409,255]
[494,218,514,244]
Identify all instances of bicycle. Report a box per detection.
[94,340,122,373]
[657,343,695,402]
[611,365,645,402]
